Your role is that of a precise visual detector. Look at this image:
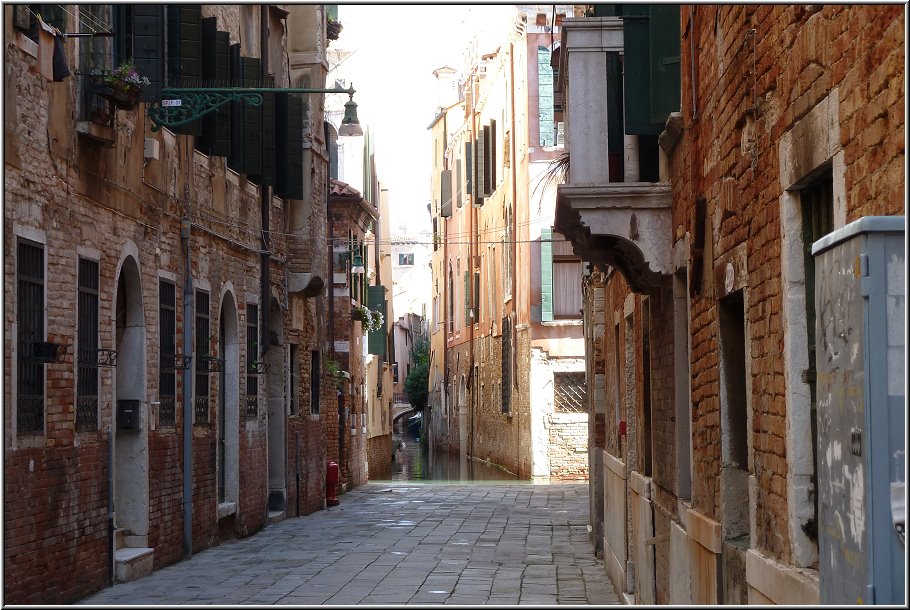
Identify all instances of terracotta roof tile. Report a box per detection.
[330,179,362,198]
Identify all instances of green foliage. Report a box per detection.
[404,336,429,411]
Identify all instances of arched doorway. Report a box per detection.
[218,293,240,509]
[266,296,286,512]
[113,254,149,543]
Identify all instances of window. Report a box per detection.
[310,350,320,415]
[553,260,583,318]
[799,169,833,539]
[245,303,259,420]
[448,263,455,333]
[554,372,586,413]
[158,279,177,428]
[17,239,45,435]
[503,205,513,300]
[289,344,299,415]
[538,46,556,147]
[194,289,210,424]
[76,259,100,432]
[13,4,66,43]
[501,316,512,414]
[398,253,414,266]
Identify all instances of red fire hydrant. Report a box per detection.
[326,461,340,506]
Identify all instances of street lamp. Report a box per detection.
[148,84,362,133]
[351,251,365,275]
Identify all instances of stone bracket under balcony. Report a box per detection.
[555,182,672,294]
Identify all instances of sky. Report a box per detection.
[329,4,517,237]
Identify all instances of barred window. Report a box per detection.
[158,279,176,428]
[553,372,587,413]
[77,258,100,432]
[194,289,210,424]
[17,239,45,434]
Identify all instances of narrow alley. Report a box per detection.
[78,483,619,605]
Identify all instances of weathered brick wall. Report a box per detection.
[2,13,308,601]
[673,4,905,564]
[367,433,392,481]
[547,414,588,480]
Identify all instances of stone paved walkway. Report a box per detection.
[79,482,619,605]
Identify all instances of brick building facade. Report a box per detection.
[557,4,904,605]
[3,4,353,603]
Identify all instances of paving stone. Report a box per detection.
[78,483,619,606]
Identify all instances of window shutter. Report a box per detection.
[131,6,165,102]
[167,5,202,134]
[276,93,304,199]
[648,5,681,124]
[482,124,492,196]
[455,157,463,208]
[367,285,387,356]
[242,57,263,178]
[199,19,230,156]
[623,4,680,135]
[464,141,473,204]
[474,272,481,324]
[464,270,471,325]
[489,119,497,190]
[440,169,452,218]
[228,43,245,173]
[475,130,485,204]
[541,227,554,322]
[254,75,276,186]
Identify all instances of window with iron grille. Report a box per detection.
[553,372,587,414]
[77,258,100,432]
[17,239,45,434]
[194,289,210,424]
[245,303,259,419]
[310,350,320,415]
[158,279,177,428]
[501,316,512,414]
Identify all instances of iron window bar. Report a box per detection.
[247,360,270,374]
[147,85,359,132]
[79,348,118,367]
[196,355,224,372]
[25,340,67,363]
[193,396,210,424]
[245,396,259,420]
[161,353,192,371]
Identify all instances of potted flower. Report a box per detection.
[352,303,370,323]
[326,17,342,40]
[91,60,150,110]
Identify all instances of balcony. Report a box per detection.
[553,16,674,294]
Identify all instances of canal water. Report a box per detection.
[384,428,519,483]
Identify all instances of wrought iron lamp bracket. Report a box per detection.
[148,85,357,132]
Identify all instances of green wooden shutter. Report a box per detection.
[474,272,481,324]
[167,5,202,134]
[242,57,263,178]
[482,124,492,195]
[648,5,681,124]
[228,43,244,173]
[623,5,680,134]
[465,141,473,202]
[475,130,485,204]
[275,93,304,199]
[541,227,553,322]
[489,120,497,190]
[367,285,387,356]
[131,6,165,102]
[199,19,230,156]
[254,75,276,186]
[455,157,463,208]
[464,270,471,325]
[440,170,452,218]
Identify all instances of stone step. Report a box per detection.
[114,547,154,584]
[114,528,126,551]
[268,510,285,525]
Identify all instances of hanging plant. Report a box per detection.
[326,18,343,40]
[89,60,150,110]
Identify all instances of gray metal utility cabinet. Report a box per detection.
[812,216,905,605]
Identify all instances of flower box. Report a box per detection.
[92,80,141,110]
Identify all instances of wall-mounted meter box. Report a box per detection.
[812,216,905,605]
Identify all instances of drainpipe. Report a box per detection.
[509,42,520,476]
[259,5,271,527]
[108,428,114,584]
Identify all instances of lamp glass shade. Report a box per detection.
[338,99,363,137]
[351,251,365,274]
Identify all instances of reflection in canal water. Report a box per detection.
[384,430,520,482]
